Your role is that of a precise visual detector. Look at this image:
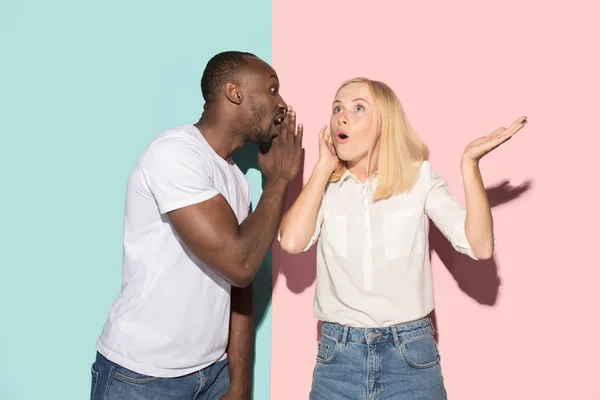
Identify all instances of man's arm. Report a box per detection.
[168,176,288,287]
[168,111,303,287]
[224,284,254,398]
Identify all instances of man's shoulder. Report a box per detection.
[141,124,214,165]
[149,124,204,150]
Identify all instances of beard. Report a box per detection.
[257,134,274,154]
[249,99,275,154]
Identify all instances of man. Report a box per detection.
[91,51,303,399]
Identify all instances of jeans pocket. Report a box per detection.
[400,333,440,369]
[112,365,161,385]
[316,334,338,364]
[106,365,162,399]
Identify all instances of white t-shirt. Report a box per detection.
[96,124,251,378]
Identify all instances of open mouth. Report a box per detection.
[269,115,285,138]
[337,132,349,142]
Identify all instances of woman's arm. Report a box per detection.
[460,116,528,258]
[461,158,495,259]
[280,161,331,254]
[279,126,338,254]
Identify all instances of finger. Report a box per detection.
[489,130,515,147]
[500,124,523,139]
[504,116,526,130]
[295,123,304,146]
[318,125,327,140]
[505,116,528,134]
[325,128,336,154]
[283,110,296,143]
[513,115,527,125]
[280,110,291,143]
[324,125,332,143]
[489,127,515,143]
[489,127,506,138]
[317,126,325,145]
[506,123,526,136]
[327,142,337,155]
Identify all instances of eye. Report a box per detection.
[333,106,341,113]
[355,105,364,112]
[270,86,278,94]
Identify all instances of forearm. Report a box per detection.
[226,284,254,397]
[461,158,494,259]
[279,162,331,254]
[234,176,288,286]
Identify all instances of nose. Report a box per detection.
[278,96,287,112]
[337,112,348,126]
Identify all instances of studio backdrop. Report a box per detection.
[1,1,598,399]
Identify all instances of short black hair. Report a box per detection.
[200,51,257,102]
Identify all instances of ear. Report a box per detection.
[225,81,243,105]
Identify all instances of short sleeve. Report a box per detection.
[141,137,219,214]
[424,162,496,260]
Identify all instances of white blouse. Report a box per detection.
[302,161,490,327]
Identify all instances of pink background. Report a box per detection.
[271,1,599,399]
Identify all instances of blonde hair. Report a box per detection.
[329,77,429,201]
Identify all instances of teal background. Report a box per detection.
[0,1,272,399]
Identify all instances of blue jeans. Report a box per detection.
[90,352,230,400]
[310,317,447,400]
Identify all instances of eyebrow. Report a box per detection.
[333,97,369,105]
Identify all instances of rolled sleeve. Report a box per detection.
[424,162,496,260]
[277,202,324,252]
[302,204,324,252]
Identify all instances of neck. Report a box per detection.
[195,112,245,160]
[347,160,369,182]
[348,149,379,182]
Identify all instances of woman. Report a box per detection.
[278,77,526,399]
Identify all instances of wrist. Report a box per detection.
[265,174,291,187]
[315,159,336,176]
[228,379,250,397]
[461,156,479,170]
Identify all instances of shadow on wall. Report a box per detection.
[269,166,533,344]
[234,143,309,399]
[232,142,274,400]
[428,179,533,342]
[271,149,312,292]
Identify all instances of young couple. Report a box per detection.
[91,51,526,400]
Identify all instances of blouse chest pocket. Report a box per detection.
[323,210,348,258]
[382,208,424,260]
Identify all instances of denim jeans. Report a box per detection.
[310,317,447,400]
[90,352,230,400]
